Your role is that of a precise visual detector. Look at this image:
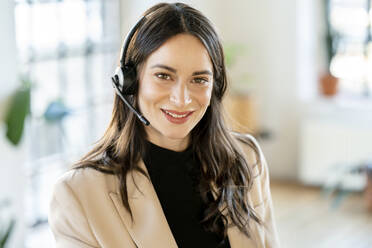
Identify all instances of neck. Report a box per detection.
[146,134,190,152]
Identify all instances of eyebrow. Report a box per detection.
[150,64,213,76]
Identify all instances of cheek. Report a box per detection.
[138,79,162,108]
[196,87,213,107]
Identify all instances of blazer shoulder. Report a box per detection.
[53,167,118,196]
[232,132,265,174]
[232,132,273,204]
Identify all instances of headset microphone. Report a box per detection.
[112,16,150,126]
[111,75,150,126]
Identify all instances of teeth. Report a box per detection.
[164,110,188,118]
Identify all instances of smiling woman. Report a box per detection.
[48,2,280,248]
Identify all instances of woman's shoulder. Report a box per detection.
[233,132,272,203]
[232,132,260,147]
[55,166,107,185]
[231,132,265,169]
[52,167,119,197]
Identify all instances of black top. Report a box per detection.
[142,140,231,248]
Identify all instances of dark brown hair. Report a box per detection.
[75,2,263,243]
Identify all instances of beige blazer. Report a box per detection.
[48,137,280,248]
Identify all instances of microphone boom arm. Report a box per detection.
[111,77,150,126]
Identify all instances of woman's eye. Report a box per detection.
[193,77,209,84]
[155,73,171,80]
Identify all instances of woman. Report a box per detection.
[48,2,280,248]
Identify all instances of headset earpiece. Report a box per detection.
[122,65,137,95]
[113,64,137,95]
[114,67,124,89]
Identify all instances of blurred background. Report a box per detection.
[0,0,371,247]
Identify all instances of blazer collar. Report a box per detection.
[108,159,256,248]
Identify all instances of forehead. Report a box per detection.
[142,33,213,73]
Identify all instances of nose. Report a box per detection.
[169,81,192,108]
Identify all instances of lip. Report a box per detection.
[161,108,194,124]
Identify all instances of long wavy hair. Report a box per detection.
[75,2,263,243]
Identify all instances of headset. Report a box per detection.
[111,16,150,126]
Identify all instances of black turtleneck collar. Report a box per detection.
[143,139,193,167]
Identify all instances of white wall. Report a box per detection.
[118,0,325,180]
[253,0,300,179]
[0,0,27,247]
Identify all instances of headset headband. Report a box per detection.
[120,16,146,67]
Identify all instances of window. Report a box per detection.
[329,0,372,98]
[14,0,120,246]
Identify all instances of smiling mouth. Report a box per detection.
[161,109,194,118]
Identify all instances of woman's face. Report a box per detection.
[138,33,213,151]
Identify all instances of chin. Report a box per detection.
[161,129,190,140]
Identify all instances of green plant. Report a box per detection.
[3,76,32,146]
[0,220,15,248]
[0,200,15,248]
[224,42,247,68]
[223,42,253,93]
[324,0,340,73]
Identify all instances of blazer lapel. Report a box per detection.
[109,160,178,248]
